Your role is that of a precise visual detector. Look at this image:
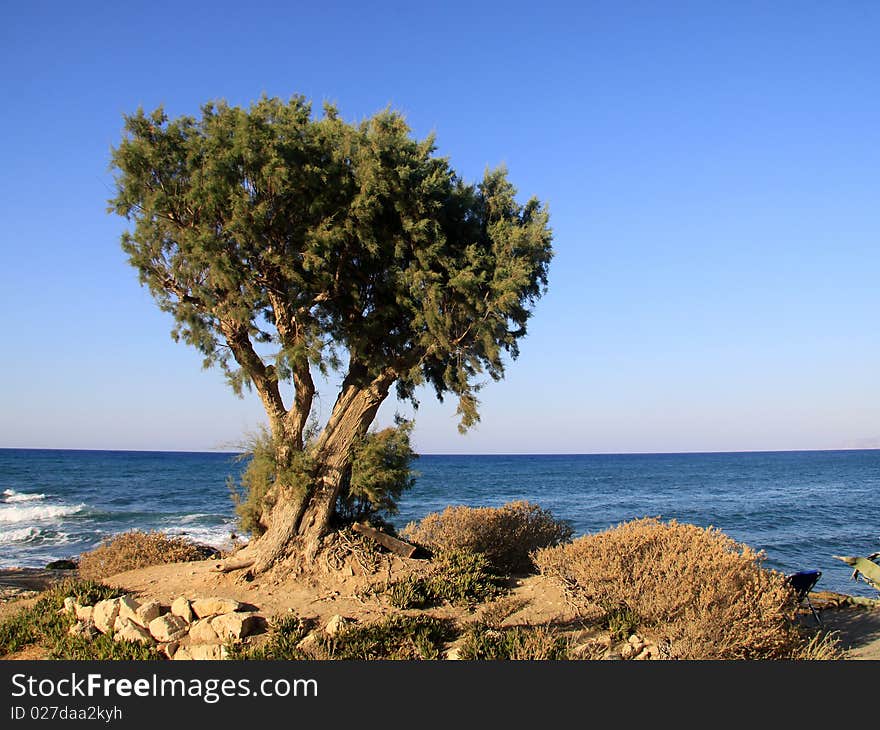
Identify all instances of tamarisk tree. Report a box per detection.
[109,96,552,572]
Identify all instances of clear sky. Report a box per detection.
[1,1,878,454]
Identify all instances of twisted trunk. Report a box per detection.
[244,368,396,573]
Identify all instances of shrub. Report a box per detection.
[323,615,455,660]
[78,530,216,580]
[401,501,573,574]
[458,624,572,660]
[228,615,313,660]
[533,517,800,660]
[388,550,504,609]
[0,579,160,660]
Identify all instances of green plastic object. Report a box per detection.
[834,554,880,592]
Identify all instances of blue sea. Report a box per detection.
[0,448,878,597]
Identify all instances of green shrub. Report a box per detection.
[228,615,313,660]
[78,531,216,580]
[534,517,801,660]
[458,624,572,660]
[402,501,573,574]
[0,579,159,660]
[324,615,455,660]
[388,550,504,609]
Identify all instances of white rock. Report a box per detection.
[114,619,155,646]
[74,603,93,623]
[171,597,194,623]
[158,642,179,659]
[116,595,141,625]
[136,601,164,626]
[63,597,76,614]
[211,612,260,641]
[324,614,350,637]
[148,613,189,642]
[68,621,98,639]
[296,633,321,655]
[93,598,121,634]
[190,644,228,660]
[172,646,194,661]
[191,597,241,619]
[189,618,220,643]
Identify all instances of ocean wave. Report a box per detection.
[163,522,243,550]
[0,503,85,524]
[2,488,46,503]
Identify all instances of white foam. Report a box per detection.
[0,526,41,544]
[2,489,46,503]
[0,503,85,524]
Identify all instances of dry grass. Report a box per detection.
[401,501,573,573]
[78,530,216,580]
[534,517,801,659]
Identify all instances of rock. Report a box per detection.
[74,604,93,623]
[324,614,350,637]
[114,619,155,646]
[148,613,189,642]
[171,597,194,623]
[172,646,194,661]
[628,633,646,651]
[296,633,321,655]
[211,612,260,641]
[620,643,635,659]
[68,621,98,639]
[136,601,164,626]
[444,647,461,660]
[116,596,141,625]
[63,597,75,614]
[189,644,228,660]
[191,597,241,619]
[158,642,179,659]
[46,559,77,570]
[189,618,220,644]
[93,598,121,634]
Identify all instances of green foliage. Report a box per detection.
[109,95,553,435]
[603,606,641,641]
[228,426,312,537]
[227,615,312,660]
[0,580,161,660]
[458,624,572,660]
[335,419,417,524]
[323,615,455,660]
[388,550,504,609]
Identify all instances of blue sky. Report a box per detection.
[1,1,878,453]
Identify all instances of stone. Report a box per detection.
[296,633,321,655]
[136,601,164,626]
[211,612,260,641]
[117,596,142,625]
[189,618,220,644]
[189,644,228,660]
[148,613,189,642]
[620,643,636,659]
[46,559,78,570]
[74,604,93,623]
[444,647,461,660]
[68,621,98,639]
[324,614,350,637]
[191,597,241,619]
[171,597,194,623]
[172,646,194,661]
[158,642,179,659]
[63,597,75,614]
[93,598,121,634]
[114,619,155,645]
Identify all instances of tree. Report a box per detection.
[109,96,553,573]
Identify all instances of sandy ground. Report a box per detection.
[1,562,878,659]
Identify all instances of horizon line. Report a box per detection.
[1,446,879,457]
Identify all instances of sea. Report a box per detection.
[0,448,878,597]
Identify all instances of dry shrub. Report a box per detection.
[534,517,800,659]
[401,501,573,573]
[78,530,216,580]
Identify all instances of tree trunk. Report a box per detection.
[240,368,395,573]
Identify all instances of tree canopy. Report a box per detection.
[109,96,553,445]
